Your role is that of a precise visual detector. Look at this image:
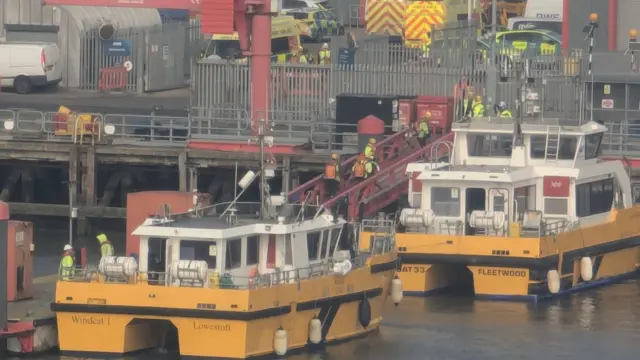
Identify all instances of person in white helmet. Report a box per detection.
[60,244,75,280]
[318,43,331,65]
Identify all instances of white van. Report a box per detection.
[507,17,562,35]
[0,42,63,94]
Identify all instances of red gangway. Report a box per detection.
[287,131,455,221]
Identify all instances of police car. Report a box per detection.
[285,8,345,42]
[481,29,562,72]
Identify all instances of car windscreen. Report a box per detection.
[512,21,562,35]
[288,12,310,20]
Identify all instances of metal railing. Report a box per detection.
[59,260,369,290]
[602,121,640,157]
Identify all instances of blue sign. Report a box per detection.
[337,47,355,66]
[103,40,131,57]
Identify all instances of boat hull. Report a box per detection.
[396,238,640,301]
[52,256,398,359]
[366,208,640,301]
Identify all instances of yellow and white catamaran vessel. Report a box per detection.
[395,115,640,301]
[51,128,401,359]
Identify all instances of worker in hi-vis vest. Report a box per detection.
[496,101,512,118]
[60,244,75,280]
[318,43,331,64]
[324,153,341,198]
[97,233,114,259]
[416,111,431,146]
[352,154,367,179]
[472,95,485,118]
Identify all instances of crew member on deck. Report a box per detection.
[97,233,114,259]
[60,244,74,280]
[324,153,341,198]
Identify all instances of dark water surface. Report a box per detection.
[25,280,640,360]
[18,222,640,360]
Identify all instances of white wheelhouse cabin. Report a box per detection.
[132,202,347,288]
[403,117,634,237]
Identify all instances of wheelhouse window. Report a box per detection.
[431,187,460,216]
[584,133,603,159]
[307,231,321,261]
[576,178,615,217]
[284,234,293,265]
[180,240,217,269]
[467,133,513,157]
[225,238,242,270]
[246,235,259,266]
[530,135,578,160]
[515,185,536,219]
[328,228,341,258]
[319,230,330,259]
[544,198,568,215]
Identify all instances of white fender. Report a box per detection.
[580,257,593,281]
[391,277,403,305]
[274,327,288,356]
[547,270,560,294]
[308,318,322,344]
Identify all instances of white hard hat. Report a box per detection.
[63,244,73,251]
[322,43,329,48]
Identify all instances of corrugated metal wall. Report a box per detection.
[0,0,58,27]
[616,0,640,52]
[567,0,610,52]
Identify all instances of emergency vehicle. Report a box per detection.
[285,8,345,42]
[364,0,483,48]
[200,16,305,63]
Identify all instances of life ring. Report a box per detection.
[358,298,372,328]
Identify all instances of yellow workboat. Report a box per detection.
[373,116,640,301]
[51,131,402,358]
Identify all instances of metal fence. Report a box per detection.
[0,108,390,153]
[74,22,198,93]
[192,40,584,120]
[327,0,363,27]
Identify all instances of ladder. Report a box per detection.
[543,126,561,163]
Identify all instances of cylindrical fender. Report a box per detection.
[358,298,372,328]
[580,257,593,281]
[547,270,560,294]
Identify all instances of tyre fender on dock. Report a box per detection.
[580,257,594,281]
[274,327,288,356]
[358,298,372,328]
[547,270,560,294]
[308,317,322,344]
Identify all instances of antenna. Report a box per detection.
[513,61,524,147]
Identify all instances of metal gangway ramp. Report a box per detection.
[288,129,454,221]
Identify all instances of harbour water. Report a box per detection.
[17,222,640,360]
[23,280,640,360]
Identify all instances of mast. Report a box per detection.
[513,61,525,147]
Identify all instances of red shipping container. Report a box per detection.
[126,191,212,256]
[398,99,414,130]
[7,220,34,302]
[415,96,455,135]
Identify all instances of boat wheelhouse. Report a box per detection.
[392,116,640,300]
